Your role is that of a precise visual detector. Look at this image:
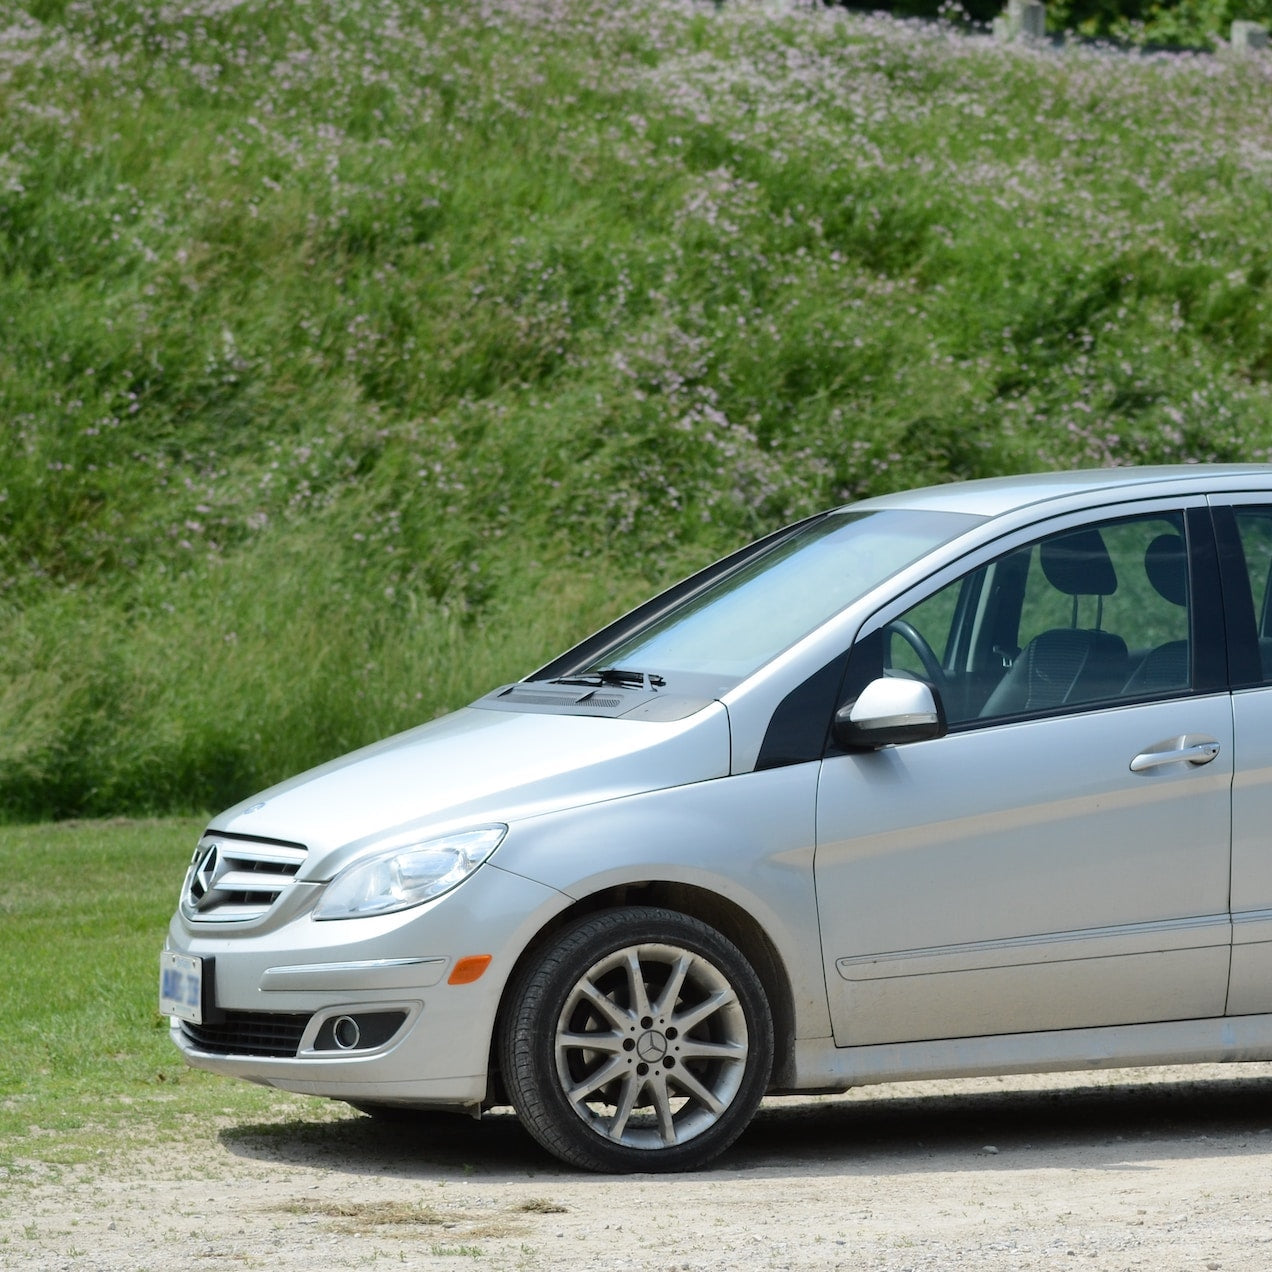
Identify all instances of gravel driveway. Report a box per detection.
[6,1064,1272,1270]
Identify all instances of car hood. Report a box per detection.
[209,700,732,880]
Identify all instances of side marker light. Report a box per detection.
[448,955,493,985]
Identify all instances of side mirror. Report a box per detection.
[833,676,947,750]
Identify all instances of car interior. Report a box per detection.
[886,515,1193,726]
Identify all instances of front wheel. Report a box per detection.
[499,906,773,1173]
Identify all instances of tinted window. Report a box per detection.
[1232,508,1272,681]
[886,512,1191,725]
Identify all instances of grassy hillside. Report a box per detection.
[3,0,1272,818]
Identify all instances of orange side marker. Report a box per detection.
[448,955,493,985]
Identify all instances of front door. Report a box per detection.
[815,505,1233,1047]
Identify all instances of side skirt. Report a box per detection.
[785,1013,1272,1092]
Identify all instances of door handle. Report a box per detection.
[1129,739,1221,772]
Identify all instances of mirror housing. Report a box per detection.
[833,676,947,750]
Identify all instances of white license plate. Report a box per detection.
[160,951,203,1024]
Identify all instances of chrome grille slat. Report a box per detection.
[214,868,301,892]
[197,903,280,920]
[231,845,307,867]
[183,834,308,922]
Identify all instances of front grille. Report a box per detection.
[181,1010,311,1057]
[182,834,308,922]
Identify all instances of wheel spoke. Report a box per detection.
[606,1071,646,1141]
[667,1063,725,1116]
[669,985,737,1034]
[557,1029,626,1055]
[675,1036,746,1062]
[647,1072,677,1145]
[650,952,692,1019]
[565,1054,627,1105]
[622,948,654,1020]
[578,979,635,1032]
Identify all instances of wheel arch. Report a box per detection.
[489,880,797,1104]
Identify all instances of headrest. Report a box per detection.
[1144,534,1187,607]
[1040,528,1118,598]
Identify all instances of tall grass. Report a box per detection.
[3,0,1272,816]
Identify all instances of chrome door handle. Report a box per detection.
[1129,741,1220,772]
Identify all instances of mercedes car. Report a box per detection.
[162,465,1272,1171]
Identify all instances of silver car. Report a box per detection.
[161,465,1272,1172]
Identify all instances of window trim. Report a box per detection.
[1185,504,1228,695]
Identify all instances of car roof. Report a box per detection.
[845,464,1272,519]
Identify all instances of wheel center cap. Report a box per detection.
[636,1030,668,1063]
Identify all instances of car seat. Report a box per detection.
[1120,533,1189,695]
[980,527,1129,716]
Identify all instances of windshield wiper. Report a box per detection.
[547,667,666,690]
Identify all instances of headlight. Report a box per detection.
[314,825,507,920]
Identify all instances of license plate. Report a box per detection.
[160,951,203,1024]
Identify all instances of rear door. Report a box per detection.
[1212,498,1272,1016]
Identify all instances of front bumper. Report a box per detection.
[164,862,567,1109]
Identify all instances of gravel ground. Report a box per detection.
[5,1064,1272,1271]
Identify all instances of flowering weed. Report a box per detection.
[2,0,1271,814]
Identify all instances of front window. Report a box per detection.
[570,509,981,692]
[883,510,1192,725]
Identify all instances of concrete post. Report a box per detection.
[1231,20,1269,52]
[993,0,1047,43]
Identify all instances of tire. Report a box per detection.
[499,906,773,1173]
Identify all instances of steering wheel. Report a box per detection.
[882,619,947,693]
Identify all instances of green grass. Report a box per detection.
[0,818,342,1168]
[3,0,1272,817]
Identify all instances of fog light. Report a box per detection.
[311,1010,408,1052]
[332,1016,361,1050]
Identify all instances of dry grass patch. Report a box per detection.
[518,1198,569,1214]
[270,1198,526,1239]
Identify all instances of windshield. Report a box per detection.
[577,508,982,688]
